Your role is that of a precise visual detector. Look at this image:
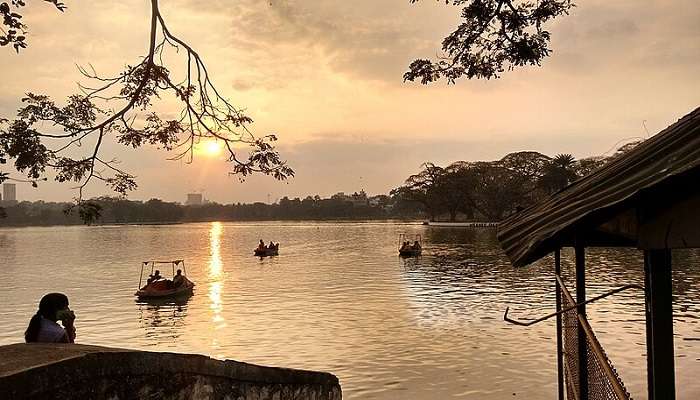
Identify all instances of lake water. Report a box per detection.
[1,222,699,399]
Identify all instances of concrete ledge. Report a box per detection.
[0,343,341,400]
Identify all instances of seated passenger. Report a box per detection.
[412,241,421,250]
[268,241,276,250]
[151,270,162,282]
[173,269,185,287]
[400,241,409,251]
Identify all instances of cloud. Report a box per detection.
[549,0,700,74]
[1,0,699,204]
[166,0,447,87]
[164,0,700,90]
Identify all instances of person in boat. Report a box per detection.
[173,269,185,287]
[399,241,409,252]
[25,293,76,343]
[412,241,422,250]
[258,239,266,251]
[147,270,163,284]
[268,241,276,250]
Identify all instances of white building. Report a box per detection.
[186,193,203,205]
[2,183,16,202]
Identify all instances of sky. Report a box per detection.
[1,0,699,204]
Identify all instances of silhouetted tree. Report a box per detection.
[392,150,595,221]
[405,0,574,83]
[573,156,606,178]
[0,0,293,223]
[394,162,448,221]
[468,161,532,220]
[0,1,65,52]
[440,162,480,221]
[499,151,550,182]
[538,153,577,194]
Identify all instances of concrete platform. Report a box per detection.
[0,343,341,400]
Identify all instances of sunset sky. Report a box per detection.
[2,0,699,204]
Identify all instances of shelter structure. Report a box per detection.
[498,107,700,400]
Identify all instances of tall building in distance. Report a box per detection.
[186,193,203,206]
[2,183,17,203]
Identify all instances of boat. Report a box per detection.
[136,280,194,299]
[254,244,279,257]
[135,260,195,299]
[398,233,422,257]
[399,248,422,257]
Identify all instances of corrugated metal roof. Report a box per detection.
[497,107,700,267]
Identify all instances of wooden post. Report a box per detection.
[644,249,676,400]
[575,243,588,400]
[555,248,564,400]
[644,251,655,399]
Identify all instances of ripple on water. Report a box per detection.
[1,223,699,399]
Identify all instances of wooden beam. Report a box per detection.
[597,207,638,240]
[644,249,676,400]
[639,192,700,249]
[557,222,638,249]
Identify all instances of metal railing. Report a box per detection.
[559,276,633,400]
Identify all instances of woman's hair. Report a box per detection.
[25,293,69,343]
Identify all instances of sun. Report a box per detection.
[196,139,223,157]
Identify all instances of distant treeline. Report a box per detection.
[0,193,423,226]
[0,143,642,227]
[392,143,641,222]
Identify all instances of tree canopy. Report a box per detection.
[1,1,66,51]
[405,0,574,83]
[0,193,422,226]
[0,0,293,221]
[393,148,623,222]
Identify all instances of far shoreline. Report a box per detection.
[0,218,504,229]
[0,218,435,229]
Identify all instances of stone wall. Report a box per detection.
[0,343,341,400]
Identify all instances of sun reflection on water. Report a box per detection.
[208,222,226,330]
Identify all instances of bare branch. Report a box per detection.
[1,0,294,215]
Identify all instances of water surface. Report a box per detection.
[1,222,698,399]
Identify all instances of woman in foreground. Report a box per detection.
[25,293,76,343]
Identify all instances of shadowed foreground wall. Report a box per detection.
[0,344,341,400]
